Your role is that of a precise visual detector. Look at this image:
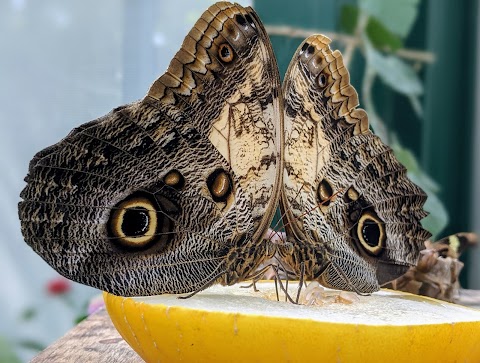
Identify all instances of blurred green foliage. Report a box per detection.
[0,337,21,363]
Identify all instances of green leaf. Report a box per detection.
[408,94,424,119]
[366,44,423,96]
[340,4,358,34]
[0,337,21,363]
[391,140,420,170]
[366,17,403,52]
[366,107,389,142]
[341,5,403,51]
[359,0,420,37]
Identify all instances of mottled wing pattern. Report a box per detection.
[280,35,431,292]
[18,2,282,296]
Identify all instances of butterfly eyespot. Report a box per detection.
[163,169,185,190]
[245,14,256,28]
[218,43,234,63]
[108,195,159,250]
[299,42,309,55]
[305,45,316,56]
[343,186,360,203]
[316,73,327,88]
[357,211,386,256]
[317,179,334,207]
[235,14,248,28]
[207,169,232,202]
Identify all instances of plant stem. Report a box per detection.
[264,25,435,64]
[343,12,369,68]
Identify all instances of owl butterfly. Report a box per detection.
[280,36,431,292]
[19,2,283,297]
[18,2,429,297]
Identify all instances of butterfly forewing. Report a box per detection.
[281,35,431,292]
[18,2,282,296]
[147,2,283,241]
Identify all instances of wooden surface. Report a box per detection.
[30,308,143,363]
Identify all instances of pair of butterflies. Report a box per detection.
[18,2,430,297]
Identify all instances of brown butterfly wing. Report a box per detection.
[18,2,282,296]
[281,35,431,292]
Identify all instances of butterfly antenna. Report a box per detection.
[241,264,279,290]
[269,210,286,235]
[265,227,286,245]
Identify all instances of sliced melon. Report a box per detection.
[104,281,480,363]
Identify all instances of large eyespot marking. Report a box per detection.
[357,211,386,256]
[235,14,247,28]
[306,45,315,56]
[109,195,159,250]
[163,170,185,190]
[317,179,333,206]
[245,13,256,28]
[207,169,232,202]
[299,42,309,55]
[317,179,335,213]
[316,72,327,88]
[218,43,234,63]
[343,186,360,203]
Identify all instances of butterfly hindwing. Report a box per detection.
[18,2,282,296]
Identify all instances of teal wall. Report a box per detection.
[256,0,478,286]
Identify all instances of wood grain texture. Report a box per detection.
[30,309,142,363]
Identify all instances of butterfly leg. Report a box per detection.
[177,269,228,300]
[295,262,306,304]
[273,268,298,304]
[240,264,275,291]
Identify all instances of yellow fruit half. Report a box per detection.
[104,281,480,363]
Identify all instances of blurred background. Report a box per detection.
[1,0,478,361]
